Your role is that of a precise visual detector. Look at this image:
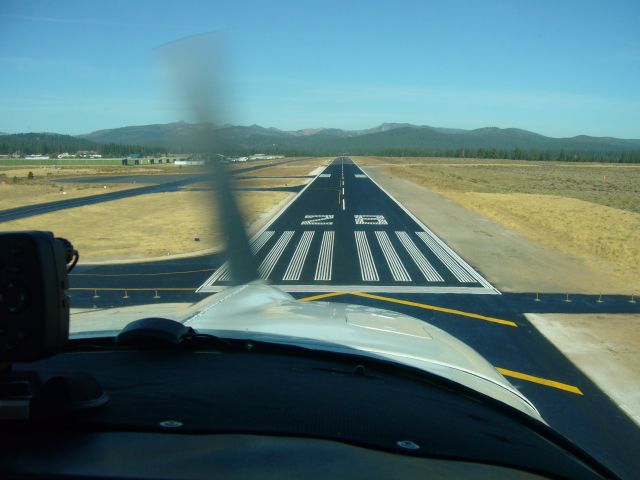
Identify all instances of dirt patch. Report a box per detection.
[1,190,288,262]
[442,192,640,293]
[527,313,640,426]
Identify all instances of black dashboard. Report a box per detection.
[0,339,616,479]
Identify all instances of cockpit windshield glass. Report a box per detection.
[1,1,639,478]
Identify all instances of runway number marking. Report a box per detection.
[355,215,388,225]
[301,214,334,225]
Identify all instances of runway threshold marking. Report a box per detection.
[496,368,583,395]
[298,291,517,327]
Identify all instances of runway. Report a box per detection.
[198,157,498,294]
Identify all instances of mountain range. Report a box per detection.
[3,123,640,157]
[78,122,640,155]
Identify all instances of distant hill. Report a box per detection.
[79,122,640,156]
[0,132,166,156]
[0,133,97,154]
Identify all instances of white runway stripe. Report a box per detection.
[416,232,476,283]
[355,231,379,281]
[375,231,411,282]
[218,230,275,281]
[258,231,294,278]
[319,173,331,178]
[283,231,314,281]
[396,232,443,282]
[314,231,334,281]
[354,173,367,178]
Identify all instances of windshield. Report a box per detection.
[1,1,638,478]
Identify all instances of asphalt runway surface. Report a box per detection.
[200,158,497,294]
[59,157,640,478]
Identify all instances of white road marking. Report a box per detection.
[396,231,443,282]
[355,214,388,225]
[314,231,334,281]
[416,232,476,283]
[355,174,367,178]
[355,231,379,281]
[282,231,314,281]
[258,231,294,278]
[375,231,411,282]
[354,159,498,294]
[218,230,275,281]
[319,173,331,178]
[301,214,334,225]
[342,198,345,211]
[201,284,498,294]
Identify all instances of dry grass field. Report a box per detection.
[0,157,328,261]
[0,181,137,210]
[356,156,640,292]
[1,190,289,261]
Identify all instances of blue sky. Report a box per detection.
[1,0,639,137]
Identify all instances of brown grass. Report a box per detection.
[1,190,289,262]
[0,157,329,261]
[0,181,137,210]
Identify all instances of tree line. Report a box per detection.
[0,133,167,156]
[375,147,640,163]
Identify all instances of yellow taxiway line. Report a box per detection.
[299,291,517,327]
[496,368,583,395]
[299,291,583,394]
